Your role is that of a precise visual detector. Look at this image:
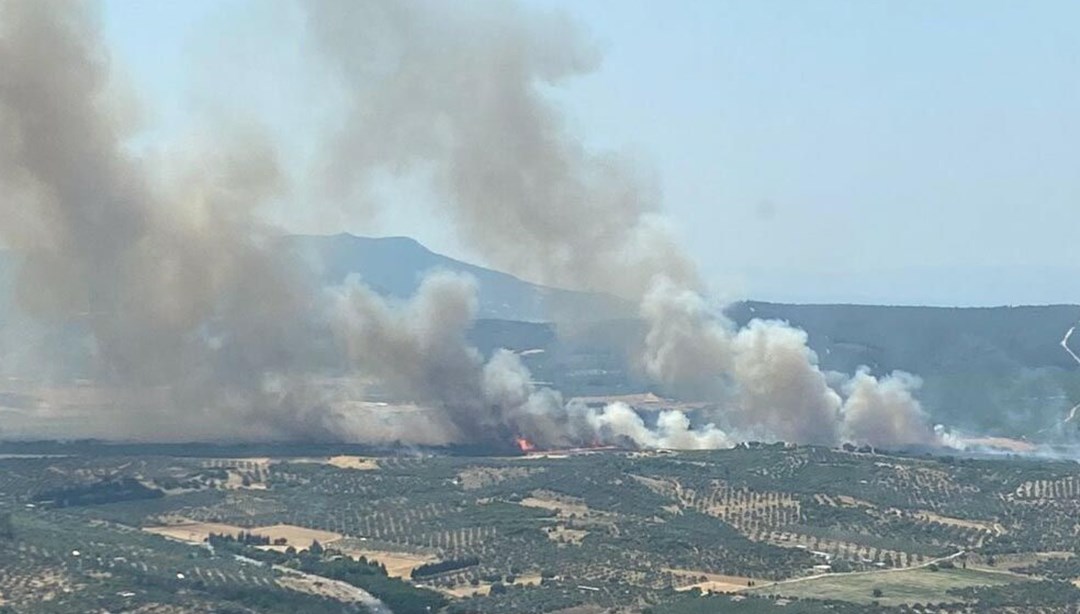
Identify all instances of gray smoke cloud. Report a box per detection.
[0,0,347,441]
[840,369,929,448]
[308,0,940,449]
[331,270,747,451]
[730,320,843,445]
[305,0,698,301]
[332,271,595,449]
[0,0,639,449]
[0,0,940,449]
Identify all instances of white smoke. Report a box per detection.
[840,369,931,447]
[585,402,732,450]
[640,278,734,399]
[728,320,843,444]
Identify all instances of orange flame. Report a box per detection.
[515,436,536,453]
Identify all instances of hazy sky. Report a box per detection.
[101,1,1080,305]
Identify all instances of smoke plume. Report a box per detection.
[586,402,732,450]
[840,370,929,448]
[307,0,939,449]
[0,0,344,440]
[0,0,941,449]
[333,272,581,448]
[305,0,698,301]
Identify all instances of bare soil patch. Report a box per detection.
[249,524,343,547]
[277,572,366,603]
[325,455,379,470]
[666,568,753,594]
[439,573,542,597]
[456,466,536,490]
[338,549,436,579]
[915,511,1001,534]
[143,521,249,543]
[144,519,342,548]
[519,491,591,518]
[544,525,589,545]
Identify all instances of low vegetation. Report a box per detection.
[0,441,1076,612]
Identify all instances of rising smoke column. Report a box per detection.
[0,0,673,448]
[305,0,697,301]
[307,0,939,448]
[332,272,579,448]
[0,0,350,441]
[840,370,929,448]
[330,270,728,449]
[730,320,843,444]
[639,283,844,444]
[0,0,940,448]
[639,279,735,401]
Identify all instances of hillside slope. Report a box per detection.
[1,236,1079,438]
[284,234,629,321]
[727,302,1080,436]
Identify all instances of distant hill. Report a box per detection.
[494,301,1080,438]
[732,264,1080,307]
[726,302,1080,374]
[1,236,1079,439]
[726,302,1080,437]
[284,234,630,321]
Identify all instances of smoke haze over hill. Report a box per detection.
[0,0,1019,451]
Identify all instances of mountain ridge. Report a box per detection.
[283,233,632,321]
[1,235,1079,439]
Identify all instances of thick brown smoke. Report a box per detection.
[308,0,939,448]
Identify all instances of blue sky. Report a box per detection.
[101,1,1080,305]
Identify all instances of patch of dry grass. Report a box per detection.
[337,549,436,579]
[143,519,342,548]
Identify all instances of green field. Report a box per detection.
[750,566,1024,606]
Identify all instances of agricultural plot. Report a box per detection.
[334,547,435,579]
[0,442,1077,612]
[748,566,1025,606]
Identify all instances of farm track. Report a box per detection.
[755,550,970,590]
